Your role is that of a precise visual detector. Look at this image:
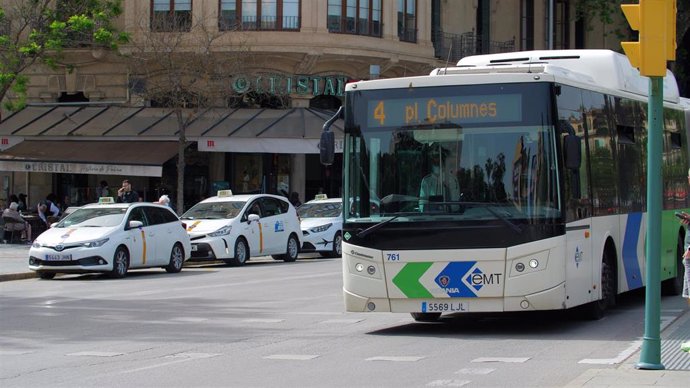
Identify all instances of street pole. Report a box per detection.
[636,76,664,370]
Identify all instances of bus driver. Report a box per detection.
[419,145,460,212]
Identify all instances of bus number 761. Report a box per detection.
[386,253,400,261]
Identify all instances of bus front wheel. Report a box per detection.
[410,312,441,322]
[584,249,616,320]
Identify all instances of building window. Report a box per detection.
[520,0,534,50]
[397,0,416,42]
[553,0,570,49]
[328,0,382,37]
[151,0,192,32]
[220,0,300,31]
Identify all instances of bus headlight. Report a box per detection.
[355,263,364,272]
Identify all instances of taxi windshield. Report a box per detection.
[56,208,127,228]
[181,201,246,220]
[298,202,342,218]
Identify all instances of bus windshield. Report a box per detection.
[344,82,560,224]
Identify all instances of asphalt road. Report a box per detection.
[1,255,688,387]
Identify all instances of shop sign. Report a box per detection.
[0,160,162,177]
[231,74,348,97]
[0,136,23,151]
[200,137,343,154]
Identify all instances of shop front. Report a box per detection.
[0,104,343,212]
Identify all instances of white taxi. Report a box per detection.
[297,195,343,258]
[181,190,301,265]
[29,198,191,279]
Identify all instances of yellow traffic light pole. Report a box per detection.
[621,0,676,370]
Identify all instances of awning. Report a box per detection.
[0,105,344,154]
[0,140,179,177]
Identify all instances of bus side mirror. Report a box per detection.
[320,106,342,166]
[320,131,335,166]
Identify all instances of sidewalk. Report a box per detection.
[0,242,36,281]
[1,242,689,386]
[566,308,690,387]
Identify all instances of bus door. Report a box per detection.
[560,118,594,308]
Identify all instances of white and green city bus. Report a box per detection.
[320,49,689,321]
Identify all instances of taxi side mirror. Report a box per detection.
[247,214,260,223]
[127,220,144,229]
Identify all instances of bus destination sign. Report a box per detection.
[367,94,522,128]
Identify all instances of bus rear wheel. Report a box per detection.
[410,312,441,322]
[661,236,684,296]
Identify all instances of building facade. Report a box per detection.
[0,0,635,212]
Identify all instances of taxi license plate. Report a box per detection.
[421,301,469,313]
[45,253,72,261]
[191,245,198,252]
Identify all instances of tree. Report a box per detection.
[122,4,250,212]
[0,0,127,114]
[574,0,690,96]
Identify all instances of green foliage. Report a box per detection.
[0,0,126,112]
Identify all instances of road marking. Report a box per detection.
[263,354,319,360]
[471,357,530,363]
[455,368,495,375]
[171,317,208,323]
[578,340,642,365]
[67,351,124,357]
[242,318,285,323]
[426,379,471,387]
[366,356,426,362]
[119,352,220,374]
[0,350,34,355]
[165,352,221,359]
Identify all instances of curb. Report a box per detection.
[0,272,37,282]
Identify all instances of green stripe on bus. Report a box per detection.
[392,262,434,298]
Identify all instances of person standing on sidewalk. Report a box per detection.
[679,168,690,352]
[116,179,140,203]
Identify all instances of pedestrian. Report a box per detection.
[2,202,32,243]
[17,193,28,212]
[156,194,171,207]
[679,168,690,353]
[116,179,140,203]
[289,192,302,207]
[96,180,109,198]
[37,199,60,226]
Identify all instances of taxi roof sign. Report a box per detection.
[217,189,233,198]
[98,197,115,204]
[314,194,328,201]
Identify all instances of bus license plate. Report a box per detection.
[45,254,71,261]
[421,301,469,313]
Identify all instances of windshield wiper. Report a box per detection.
[462,202,523,234]
[356,212,419,238]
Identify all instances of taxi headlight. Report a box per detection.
[82,238,109,248]
[208,225,232,237]
[310,223,332,233]
[32,241,43,249]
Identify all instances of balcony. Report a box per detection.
[220,15,300,31]
[398,26,417,43]
[433,30,515,63]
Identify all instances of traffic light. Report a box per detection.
[621,0,676,77]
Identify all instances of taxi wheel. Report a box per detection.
[110,247,129,279]
[228,238,248,266]
[331,232,342,257]
[283,234,299,262]
[38,272,56,280]
[165,243,184,273]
